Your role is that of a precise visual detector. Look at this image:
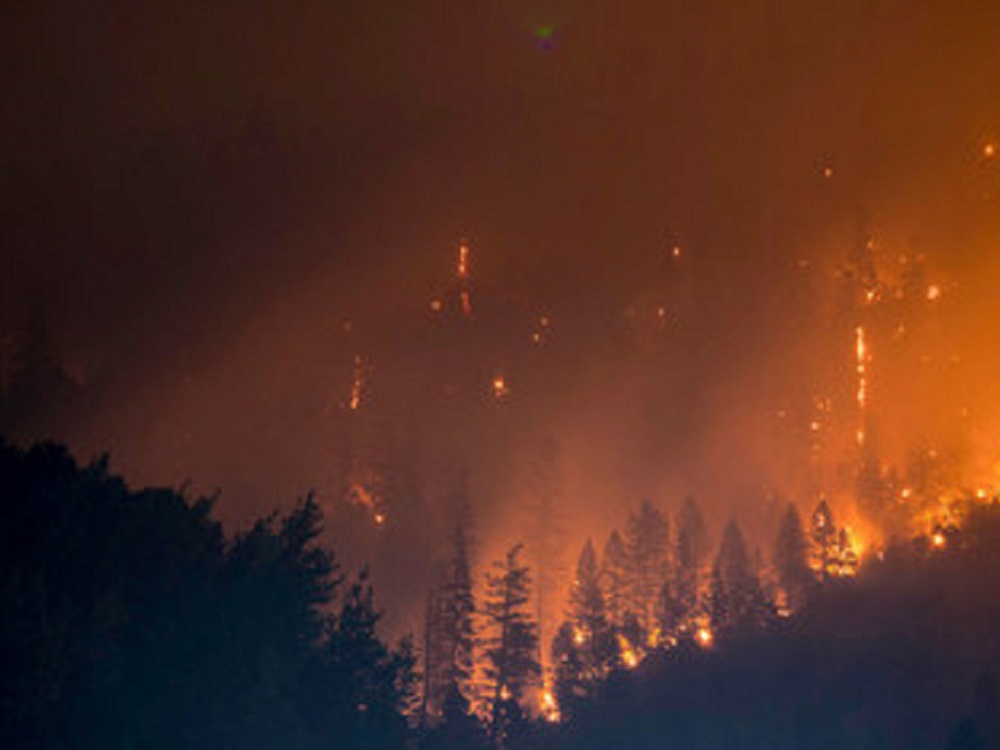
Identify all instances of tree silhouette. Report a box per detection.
[481,543,540,742]
[708,520,773,637]
[773,504,812,612]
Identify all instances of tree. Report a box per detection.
[481,543,541,742]
[522,436,569,680]
[423,483,477,717]
[623,501,670,640]
[306,569,416,749]
[773,504,812,612]
[708,520,773,637]
[555,539,618,710]
[675,496,709,621]
[602,530,630,628]
[0,440,420,749]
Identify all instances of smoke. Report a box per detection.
[4,0,1000,631]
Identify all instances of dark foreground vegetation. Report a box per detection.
[4,439,1000,749]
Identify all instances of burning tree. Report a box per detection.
[553,539,617,713]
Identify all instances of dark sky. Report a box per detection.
[5,0,1000,628]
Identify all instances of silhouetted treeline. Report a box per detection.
[545,501,1000,750]
[0,440,414,749]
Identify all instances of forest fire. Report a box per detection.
[8,1,1000,746]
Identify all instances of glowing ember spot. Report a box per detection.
[373,511,387,527]
[926,284,941,301]
[573,627,586,646]
[671,244,682,259]
[539,316,550,328]
[810,421,821,432]
[900,487,913,500]
[492,375,509,400]
[822,165,834,178]
[695,627,714,648]
[657,306,667,319]
[460,291,472,317]
[500,685,512,701]
[429,298,443,312]
[531,332,542,345]
[931,531,946,549]
[984,142,997,159]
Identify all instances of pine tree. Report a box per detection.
[522,436,568,680]
[566,539,617,678]
[602,530,629,628]
[773,504,812,612]
[655,579,685,641]
[708,520,773,637]
[481,544,540,742]
[553,539,618,718]
[623,500,670,640]
[675,496,709,620]
[423,481,477,717]
[319,569,417,748]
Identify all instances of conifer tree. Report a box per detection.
[553,539,618,717]
[773,504,812,611]
[675,496,709,619]
[623,500,670,639]
[564,539,617,680]
[602,530,629,628]
[481,544,540,742]
[708,520,773,636]
[523,436,568,678]
[423,479,477,717]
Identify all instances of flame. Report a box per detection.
[349,355,364,411]
[855,326,868,411]
[457,240,473,316]
[539,689,560,723]
[618,633,640,668]
[457,241,470,279]
[695,627,713,648]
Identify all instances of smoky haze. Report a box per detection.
[4,0,1000,631]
